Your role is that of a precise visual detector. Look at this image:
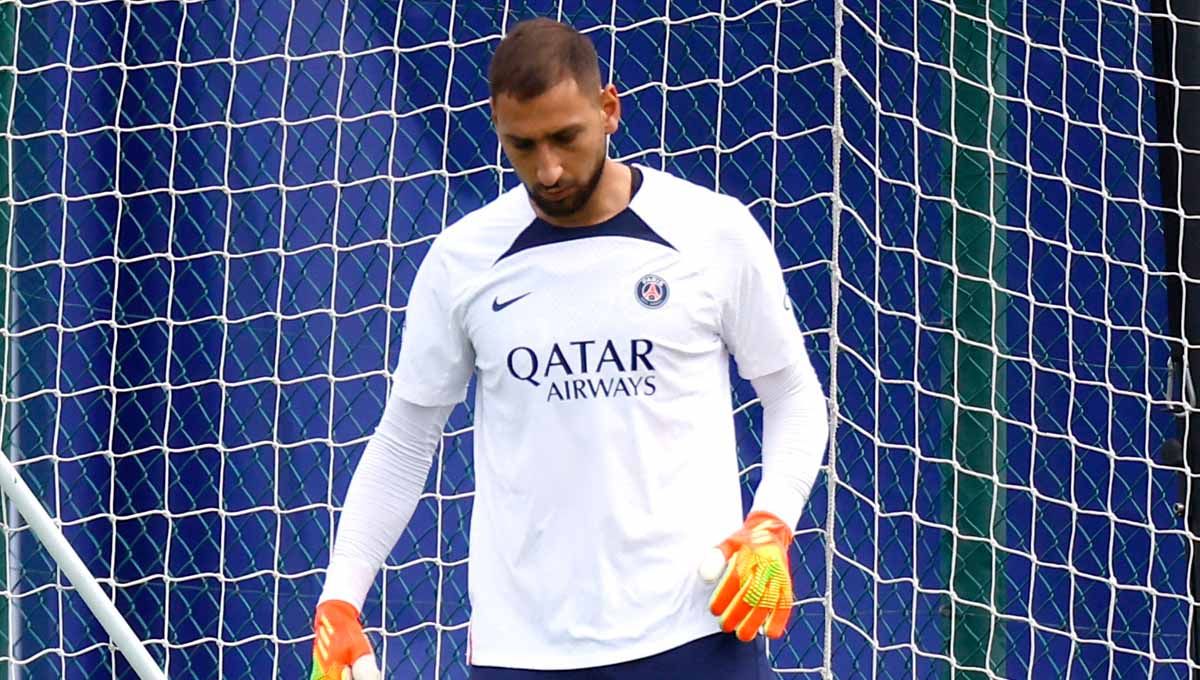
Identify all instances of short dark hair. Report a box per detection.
[488,18,602,101]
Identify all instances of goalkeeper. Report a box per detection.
[312,17,828,680]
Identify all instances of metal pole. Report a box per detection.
[0,453,166,680]
[1152,1,1200,676]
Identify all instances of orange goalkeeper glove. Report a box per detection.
[310,600,381,680]
[702,511,794,641]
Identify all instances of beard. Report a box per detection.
[529,151,607,219]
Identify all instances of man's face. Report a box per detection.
[492,78,619,218]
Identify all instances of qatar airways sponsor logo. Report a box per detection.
[505,338,658,402]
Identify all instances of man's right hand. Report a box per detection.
[310,600,382,680]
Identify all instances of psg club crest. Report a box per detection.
[635,274,669,309]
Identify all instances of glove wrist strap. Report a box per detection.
[745,510,793,546]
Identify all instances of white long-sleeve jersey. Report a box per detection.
[324,165,828,670]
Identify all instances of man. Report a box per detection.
[311,17,828,680]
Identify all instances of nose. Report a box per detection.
[535,146,563,188]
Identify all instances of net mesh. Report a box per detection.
[0,0,1192,678]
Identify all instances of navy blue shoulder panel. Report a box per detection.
[494,208,676,264]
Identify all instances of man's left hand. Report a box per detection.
[703,511,794,641]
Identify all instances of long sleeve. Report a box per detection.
[318,394,454,609]
[748,358,829,529]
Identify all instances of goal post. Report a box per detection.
[0,450,164,680]
[0,0,1195,678]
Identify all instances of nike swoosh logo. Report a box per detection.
[492,292,531,312]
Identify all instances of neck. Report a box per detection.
[535,160,632,227]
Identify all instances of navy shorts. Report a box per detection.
[469,633,779,680]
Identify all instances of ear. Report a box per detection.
[599,83,621,135]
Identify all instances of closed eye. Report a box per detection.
[551,129,579,146]
[505,126,582,151]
